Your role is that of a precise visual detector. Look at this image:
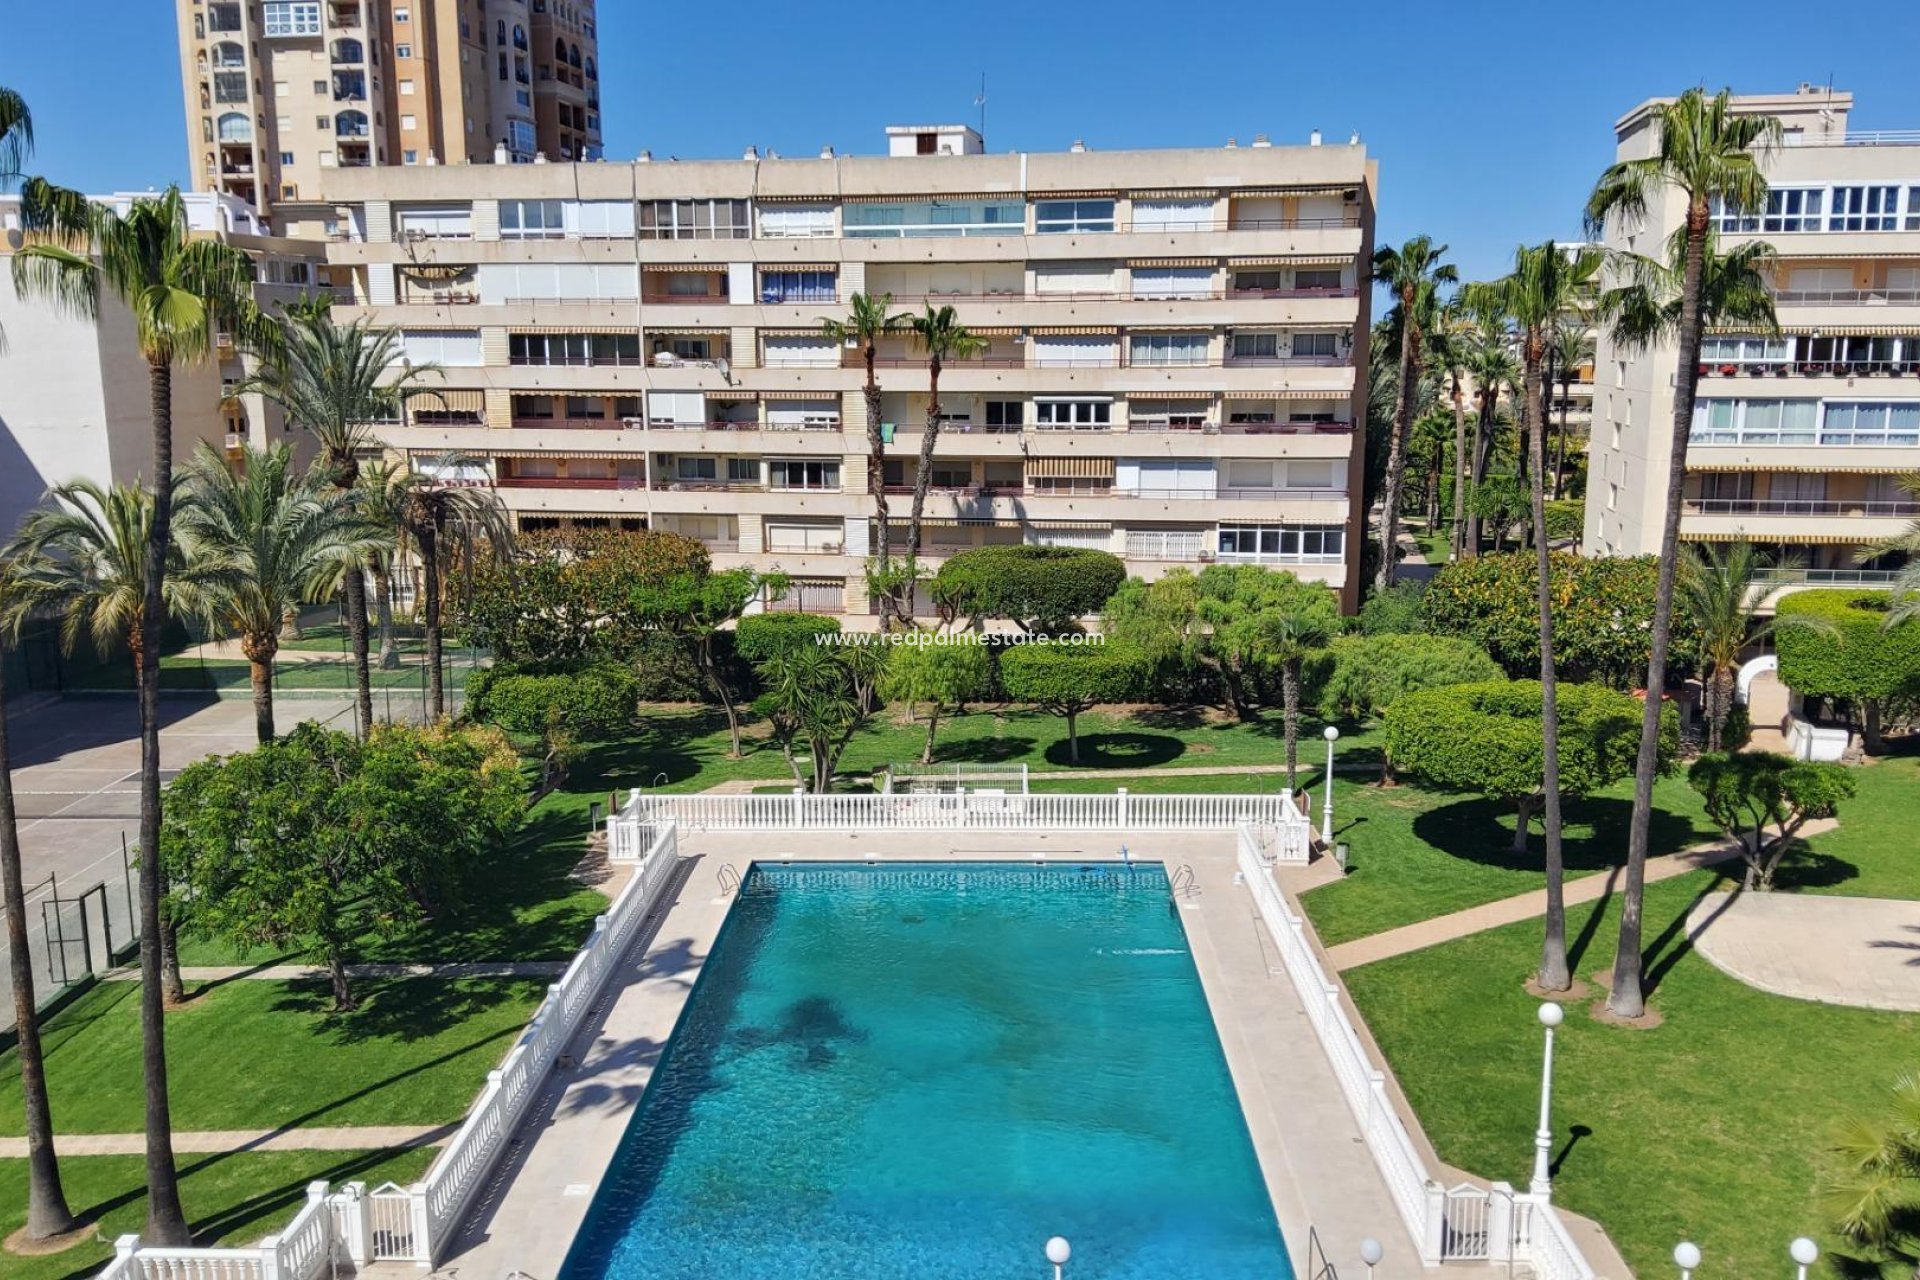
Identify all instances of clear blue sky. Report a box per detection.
[8,0,1919,281]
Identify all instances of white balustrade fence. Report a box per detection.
[1235,842,1595,1277]
[96,821,685,1276]
[608,786,1313,850]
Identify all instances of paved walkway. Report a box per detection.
[100,961,570,983]
[0,1124,455,1158]
[1320,822,1836,972]
[1687,890,1920,1012]
[700,760,1380,794]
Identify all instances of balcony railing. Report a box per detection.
[644,420,840,432]
[1773,288,1920,306]
[1701,360,1920,377]
[1751,567,1903,585]
[496,475,644,490]
[1125,487,1349,502]
[1682,498,1920,517]
[639,291,725,305]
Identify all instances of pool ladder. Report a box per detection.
[1170,864,1200,901]
[716,863,742,897]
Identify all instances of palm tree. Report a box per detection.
[1881,476,1920,628]
[242,311,437,735]
[1267,612,1333,794]
[1430,300,1475,559]
[11,188,271,1243]
[904,306,986,621]
[355,459,412,670]
[1585,86,1780,1020]
[1548,325,1595,500]
[1467,241,1603,993]
[1677,542,1779,752]
[1826,1071,1920,1280]
[1370,237,1458,596]
[397,455,512,719]
[175,443,378,744]
[821,294,909,628]
[1461,318,1520,557]
[0,86,87,354]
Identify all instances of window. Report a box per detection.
[572,201,634,238]
[1130,199,1214,232]
[985,400,1024,429]
[1820,402,1920,446]
[843,200,1023,238]
[396,205,474,238]
[1762,188,1825,233]
[213,72,249,104]
[1698,336,1793,364]
[647,391,706,425]
[396,43,412,58]
[279,150,295,166]
[1829,186,1902,232]
[1034,199,1115,234]
[400,80,416,96]
[1688,399,1819,446]
[500,199,564,237]
[1233,270,1285,293]
[1769,473,1827,503]
[1908,187,1920,232]
[1129,333,1210,367]
[1033,399,1112,430]
[727,459,761,484]
[1217,524,1344,562]
[1293,333,1339,359]
[1033,334,1118,367]
[216,112,252,142]
[654,336,712,361]
[1133,267,1213,299]
[757,204,835,238]
[1128,399,1208,430]
[1033,265,1114,296]
[769,459,840,490]
[638,199,750,240]
[1296,268,1344,290]
[676,457,718,481]
[762,336,839,368]
[262,1,321,37]
[758,270,837,304]
[478,263,637,303]
[1231,332,1280,361]
[767,400,840,430]
[394,6,411,19]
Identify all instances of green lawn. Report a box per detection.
[1344,871,1919,1280]
[0,976,542,1137]
[69,652,476,694]
[1793,754,1920,900]
[0,1148,432,1280]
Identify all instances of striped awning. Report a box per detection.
[843,192,1017,205]
[1033,189,1118,199]
[1127,323,1213,332]
[753,193,834,204]
[965,326,1020,337]
[1681,530,1863,545]
[1231,186,1349,198]
[1223,389,1346,402]
[1128,257,1217,268]
[1027,457,1115,480]
[642,262,723,273]
[758,390,837,401]
[757,326,831,337]
[1027,520,1113,530]
[1031,325,1118,336]
[511,324,636,335]
[643,326,727,338]
[1775,325,1920,337]
[1126,391,1215,400]
[756,265,836,274]
[1234,254,1352,267]
[414,389,485,412]
[485,447,639,459]
[1689,458,1912,473]
[1130,189,1218,200]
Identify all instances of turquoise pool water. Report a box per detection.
[559,862,1291,1280]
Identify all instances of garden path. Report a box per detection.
[98,961,570,982]
[0,1124,455,1158]
[1685,889,1920,1012]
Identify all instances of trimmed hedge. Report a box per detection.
[932,546,1125,633]
[1775,589,1920,705]
[735,612,842,663]
[465,662,641,739]
[1308,633,1504,721]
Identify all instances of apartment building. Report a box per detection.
[1585,87,1920,594]
[318,124,1377,616]
[175,0,603,233]
[0,191,325,536]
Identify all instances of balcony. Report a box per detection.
[496,475,645,491]
[1221,354,1347,369]
[1773,288,1920,306]
[1682,498,1920,518]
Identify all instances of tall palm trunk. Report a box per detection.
[138,357,190,1245]
[1373,301,1421,596]
[865,346,894,631]
[904,355,944,623]
[342,571,373,736]
[1281,660,1302,793]
[1526,342,1570,992]
[1450,375,1468,559]
[419,521,444,719]
[0,659,77,1240]
[241,632,276,745]
[1610,202,1711,1020]
[373,564,399,669]
[1465,392,1493,556]
[1552,375,1573,501]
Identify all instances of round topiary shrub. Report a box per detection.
[466,662,641,740]
[1775,589,1920,749]
[931,546,1125,633]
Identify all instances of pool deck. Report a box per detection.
[417,831,1598,1280]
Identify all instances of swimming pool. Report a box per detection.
[558,862,1291,1280]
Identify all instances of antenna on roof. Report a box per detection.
[974,73,987,142]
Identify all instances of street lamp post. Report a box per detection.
[1530,1001,1564,1197]
[1045,1236,1071,1280]
[1360,1236,1384,1280]
[1674,1241,1701,1280]
[1790,1238,1819,1280]
[1321,724,1340,846]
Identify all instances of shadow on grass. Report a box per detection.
[934,735,1038,765]
[1043,732,1186,769]
[1410,795,1705,877]
[265,974,534,1047]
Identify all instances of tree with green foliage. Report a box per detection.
[1587,86,1782,1020]
[176,443,379,744]
[1678,542,1794,752]
[396,454,513,719]
[466,662,640,740]
[160,722,524,1009]
[12,186,277,1243]
[632,569,787,756]
[1311,632,1504,738]
[735,611,841,663]
[1384,680,1668,854]
[1372,236,1459,595]
[752,642,866,791]
[1270,612,1334,793]
[1421,551,1701,688]
[1827,1072,1920,1280]
[882,634,994,763]
[1776,590,1920,754]
[931,545,1125,634]
[1358,580,1426,636]
[1104,565,1341,724]
[821,293,910,629]
[903,305,988,622]
[998,643,1142,765]
[1687,752,1853,891]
